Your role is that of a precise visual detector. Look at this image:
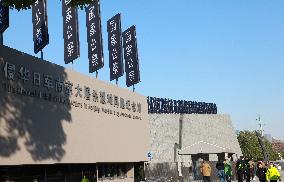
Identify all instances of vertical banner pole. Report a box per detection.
[116,78,118,85]
[41,50,43,60]
[0,33,3,45]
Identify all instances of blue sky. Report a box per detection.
[2,0,284,139]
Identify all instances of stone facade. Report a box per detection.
[148,114,242,163]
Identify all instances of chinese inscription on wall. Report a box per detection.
[1,59,142,120]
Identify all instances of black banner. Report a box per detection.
[122,26,140,87]
[62,0,80,64]
[0,0,9,33]
[32,0,49,54]
[107,13,123,81]
[147,96,217,114]
[86,0,104,73]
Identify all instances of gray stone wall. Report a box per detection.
[148,114,242,163]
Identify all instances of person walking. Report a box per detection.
[236,156,245,182]
[266,162,281,182]
[224,159,233,182]
[200,160,212,182]
[244,157,251,182]
[216,159,225,182]
[249,159,255,180]
[256,161,267,182]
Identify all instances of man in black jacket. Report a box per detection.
[236,156,245,182]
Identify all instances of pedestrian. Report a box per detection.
[249,159,255,180]
[236,156,245,182]
[256,161,267,182]
[216,159,225,182]
[200,160,212,182]
[224,158,233,182]
[266,162,281,182]
[244,157,251,182]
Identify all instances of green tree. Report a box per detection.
[237,130,279,161]
[2,0,93,11]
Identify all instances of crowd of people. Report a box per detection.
[200,156,282,182]
[236,156,281,182]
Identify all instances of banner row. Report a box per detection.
[0,0,140,87]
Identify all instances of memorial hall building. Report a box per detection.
[0,45,149,182]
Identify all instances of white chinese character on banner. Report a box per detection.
[90,38,97,51]
[91,54,99,66]
[110,34,117,46]
[67,25,73,39]
[88,6,95,21]
[109,19,117,33]
[65,0,71,5]
[67,42,74,57]
[36,28,43,44]
[112,62,119,75]
[111,48,118,60]
[129,71,135,82]
[34,0,39,6]
[125,31,132,44]
[128,57,134,69]
[65,7,72,23]
[35,8,41,25]
[126,44,132,57]
[90,22,96,36]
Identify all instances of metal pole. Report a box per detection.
[116,78,118,85]
[96,71,98,78]
[41,50,43,60]
[179,114,183,150]
[0,33,3,45]
[133,85,135,92]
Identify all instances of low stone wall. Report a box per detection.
[149,114,242,163]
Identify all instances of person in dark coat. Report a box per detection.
[236,156,245,182]
[256,162,267,182]
[244,157,251,182]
